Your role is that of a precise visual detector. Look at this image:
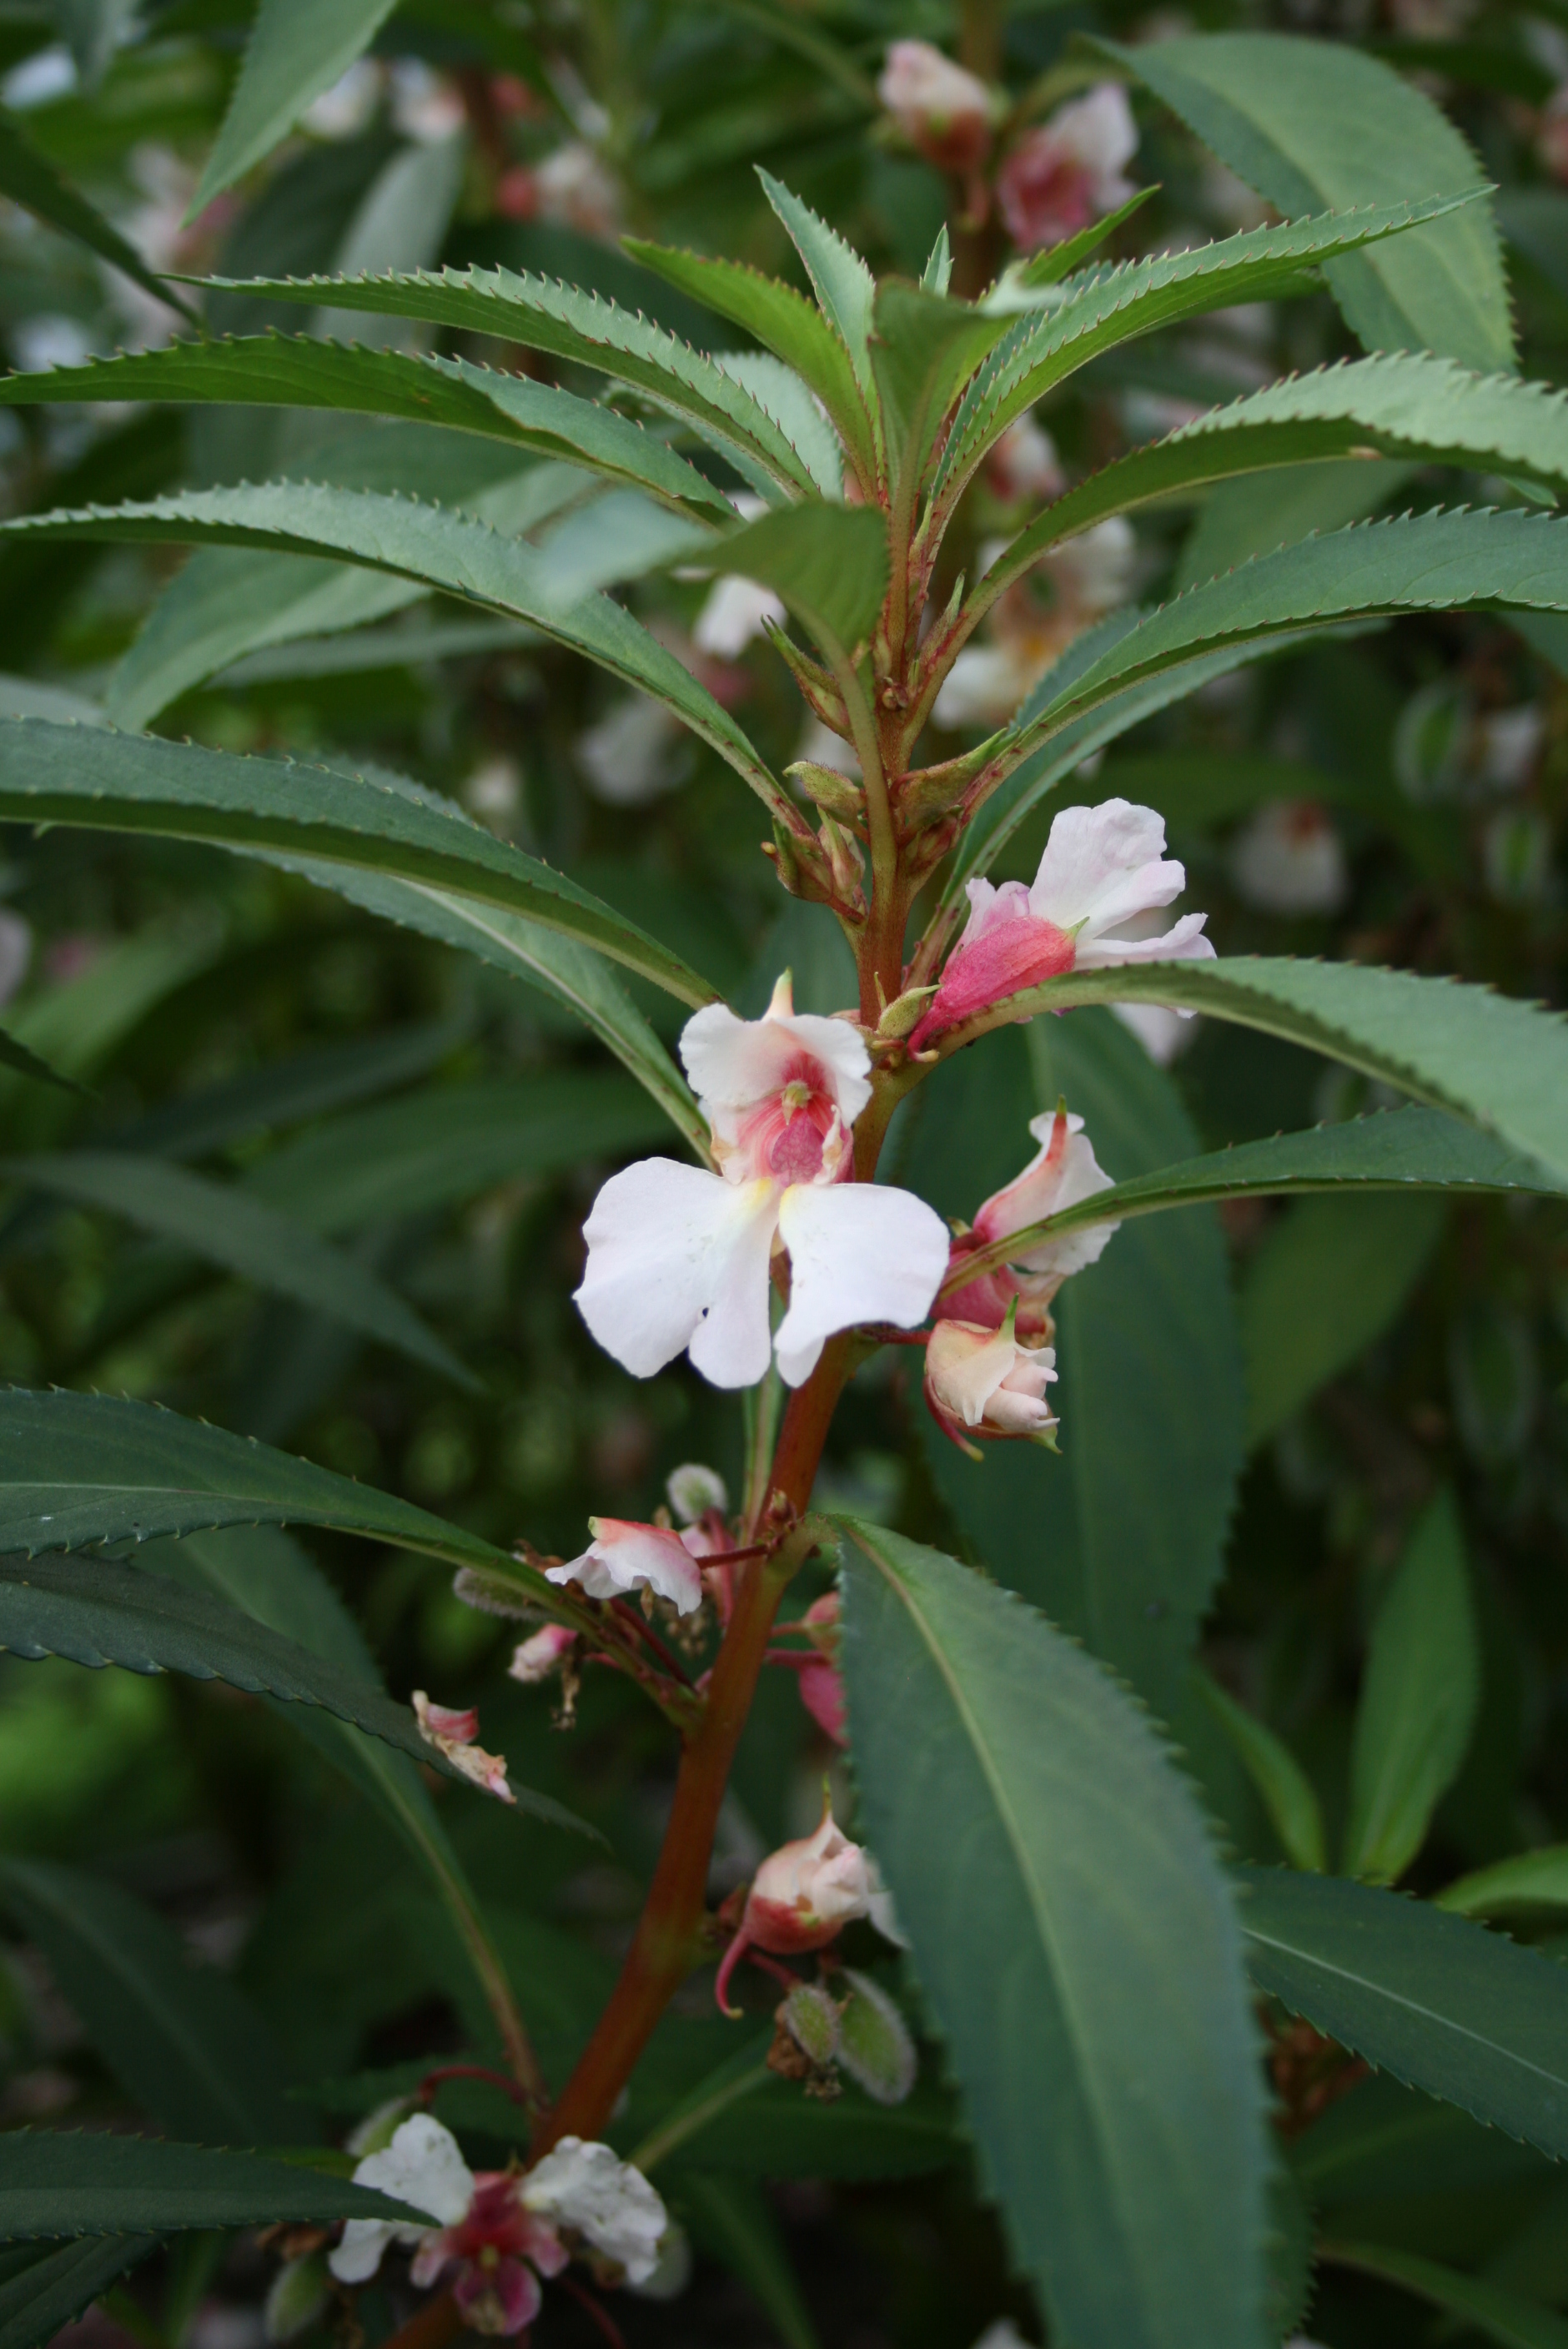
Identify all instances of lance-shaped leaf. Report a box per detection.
[0,111,193,323]
[952,956,1568,1191]
[0,2236,159,2349]
[989,188,1161,299]
[758,171,877,397]
[0,493,794,827]
[0,1029,80,1094]
[193,0,400,209]
[0,1552,585,1833]
[1003,510,1568,782]
[1109,32,1512,371]
[871,283,1008,500]
[623,239,877,481]
[941,1105,1568,1291]
[1319,2241,1568,2349]
[838,1522,1269,2349]
[1198,1677,1327,1874]
[972,354,1568,620]
[934,194,1475,504]
[0,1857,295,2145]
[1238,1868,1568,2155]
[948,953,1568,1184]
[706,505,888,659]
[0,2133,429,2239]
[1438,1847,1568,1919]
[3,1150,477,1387]
[0,339,734,520]
[0,719,721,1009]
[184,263,824,498]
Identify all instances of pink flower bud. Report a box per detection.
[545,1517,706,1615]
[907,883,1076,1049]
[923,1315,1058,1455]
[509,1624,577,1685]
[715,1803,897,2014]
[996,84,1138,254]
[877,39,994,174]
[412,1693,514,1803]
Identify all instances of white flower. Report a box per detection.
[545,1517,707,1614]
[522,2138,667,2283]
[577,696,686,805]
[574,977,949,1389]
[329,2114,473,2285]
[411,1693,514,1803]
[972,1107,1118,1285]
[389,60,465,143]
[693,574,786,659]
[533,141,621,238]
[932,520,1136,731]
[1229,799,1347,915]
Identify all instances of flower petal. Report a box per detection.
[1028,799,1184,937]
[774,1182,950,1387]
[522,2139,668,2285]
[1073,909,1215,969]
[329,2221,400,2286]
[680,999,871,1129]
[354,2114,475,2228]
[575,1158,779,1385]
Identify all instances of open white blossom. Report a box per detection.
[521,2137,668,2283]
[574,977,948,1388]
[330,2113,473,2284]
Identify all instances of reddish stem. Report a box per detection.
[608,1597,693,1684]
[374,2290,464,2349]
[415,2063,528,2108]
[555,2276,628,2349]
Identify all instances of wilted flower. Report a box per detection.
[509,1623,577,1684]
[545,1516,707,1615]
[924,1310,1059,1451]
[574,976,949,1389]
[942,1104,1118,1332]
[716,1800,900,2013]
[877,39,994,173]
[412,1694,514,1803]
[996,83,1138,254]
[909,800,1213,1049]
[1229,799,1348,915]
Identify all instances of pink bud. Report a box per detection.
[509,1624,577,1685]
[877,39,994,173]
[716,1804,896,2014]
[412,1693,515,1804]
[923,1315,1058,1454]
[908,892,1076,1049]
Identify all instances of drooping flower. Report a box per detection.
[908,800,1214,1050]
[545,1516,707,1615]
[941,1104,1118,1331]
[1229,800,1348,915]
[574,977,949,1390]
[996,83,1138,254]
[716,1801,900,2014]
[412,1694,514,1803]
[877,39,994,174]
[509,1623,578,1685]
[924,1310,1059,1452]
[520,2137,669,2284]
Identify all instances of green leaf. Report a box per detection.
[962,956,1568,1198]
[1001,185,1161,292]
[1197,1677,1327,1874]
[193,0,400,210]
[838,1522,1269,2349]
[712,504,888,657]
[0,1551,585,1833]
[1111,32,1513,370]
[678,2175,822,2349]
[626,2030,959,2180]
[756,170,877,395]
[1240,1194,1445,1445]
[1008,511,1568,781]
[246,1072,671,1230]
[0,720,721,1010]
[943,1105,1565,1286]
[979,354,1568,616]
[622,239,876,480]
[0,1385,550,1587]
[0,111,194,324]
[5,1150,477,1387]
[0,1857,295,2145]
[1237,1867,1568,2156]
[0,2237,159,2349]
[934,194,1472,504]
[1438,1847,1568,1919]
[1320,2241,1568,2349]
[916,1014,1244,1718]
[870,282,1007,497]
[0,1029,83,1096]
[186,262,826,498]
[1344,1492,1479,1884]
[0,339,734,521]
[0,2134,428,2239]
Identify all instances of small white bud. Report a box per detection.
[665,1462,728,1524]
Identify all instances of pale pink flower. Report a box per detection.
[997,83,1138,254]
[1229,799,1348,915]
[942,1104,1118,1330]
[923,1314,1059,1451]
[499,140,621,236]
[877,39,994,173]
[716,1803,899,2012]
[545,1517,707,1615]
[984,415,1066,504]
[509,1623,577,1684]
[574,977,949,1389]
[909,799,1213,1049]
[693,573,787,659]
[520,2138,668,2283]
[411,1693,514,1803]
[932,517,1136,729]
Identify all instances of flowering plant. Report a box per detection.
[4,11,1568,2349]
